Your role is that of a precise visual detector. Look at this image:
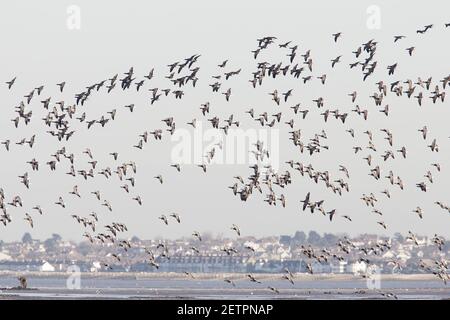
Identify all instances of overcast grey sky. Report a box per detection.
[0,1,449,242]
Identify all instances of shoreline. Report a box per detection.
[0,271,438,281]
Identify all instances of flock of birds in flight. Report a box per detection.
[1,21,450,296]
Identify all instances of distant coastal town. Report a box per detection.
[0,231,447,275]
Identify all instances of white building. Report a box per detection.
[0,252,12,261]
[331,261,348,273]
[40,261,56,272]
[91,261,101,272]
[347,261,367,274]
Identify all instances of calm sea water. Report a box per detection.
[0,276,448,299]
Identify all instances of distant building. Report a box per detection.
[347,261,367,274]
[91,261,102,272]
[396,250,411,262]
[40,261,56,272]
[331,261,347,273]
[0,252,12,261]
